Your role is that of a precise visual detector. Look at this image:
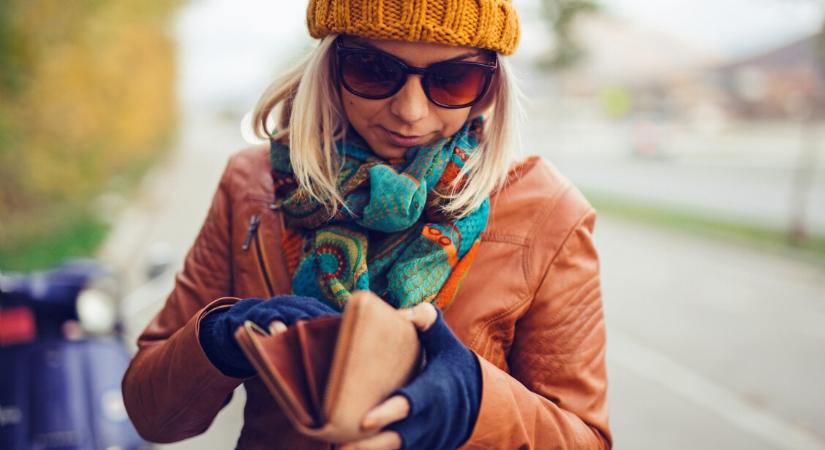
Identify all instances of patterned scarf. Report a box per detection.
[269,117,488,311]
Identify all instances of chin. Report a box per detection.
[371,144,408,160]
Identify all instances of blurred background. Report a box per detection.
[1,0,823,449]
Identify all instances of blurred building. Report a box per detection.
[715,35,825,120]
[553,13,824,124]
[561,13,722,92]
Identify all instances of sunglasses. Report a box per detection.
[334,38,498,109]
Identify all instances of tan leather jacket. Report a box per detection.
[122,145,612,449]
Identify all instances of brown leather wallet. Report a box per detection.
[234,291,421,443]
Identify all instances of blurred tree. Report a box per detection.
[539,0,600,70]
[0,1,179,270]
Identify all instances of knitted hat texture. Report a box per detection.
[307,0,520,55]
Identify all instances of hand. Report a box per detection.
[199,295,339,378]
[340,302,482,450]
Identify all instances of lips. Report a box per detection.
[381,127,430,147]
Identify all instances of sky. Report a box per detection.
[601,0,823,58]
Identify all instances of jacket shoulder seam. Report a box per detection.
[523,179,574,290]
[480,232,529,246]
[530,206,596,303]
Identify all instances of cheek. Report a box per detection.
[341,89,384,129]
[436,109,473,137]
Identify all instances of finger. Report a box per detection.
[268,320,287,334]
[399,303,438,332]
[339,431,402,450]
[360,395,410,432]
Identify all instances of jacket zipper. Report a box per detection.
[242,214,275,298]
[253,226,275,298]
[242,215,261,251]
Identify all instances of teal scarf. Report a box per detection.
[270,117,488,311]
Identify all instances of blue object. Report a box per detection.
[0,259,147,450]
[0,338,147,450]
[386,308,482,450]
[1,259,109,338]
[199,295,340,378]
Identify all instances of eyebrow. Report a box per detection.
[345,37,486,64]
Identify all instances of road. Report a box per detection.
[598,216,825,449]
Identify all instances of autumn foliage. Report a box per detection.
[0,1,178,267]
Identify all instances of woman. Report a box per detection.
[122,1,612,449]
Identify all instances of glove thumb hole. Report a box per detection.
[385,408,428,450]
[417,308,457,356]
[392,376,435,420]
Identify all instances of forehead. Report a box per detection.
[342,35,486,66]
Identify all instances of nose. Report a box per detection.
[389,75,429,124]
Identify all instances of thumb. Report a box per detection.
[401,302,439,332]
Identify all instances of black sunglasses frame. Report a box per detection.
[334,38,498,109]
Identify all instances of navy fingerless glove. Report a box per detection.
[387,308,482,450]
[199,295,339,378]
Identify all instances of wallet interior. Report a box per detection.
[240,317,341,427]
[295,318,340,419]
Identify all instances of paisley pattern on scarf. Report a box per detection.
[270,117,488,311]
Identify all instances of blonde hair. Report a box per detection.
[252,34,524,218]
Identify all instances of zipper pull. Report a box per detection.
[242,215,261,251]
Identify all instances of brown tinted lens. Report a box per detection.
[426,63,488,107]
[341,52,404,98]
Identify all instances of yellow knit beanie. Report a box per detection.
[307,0,520,55]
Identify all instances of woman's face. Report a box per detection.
[338,36,494,160]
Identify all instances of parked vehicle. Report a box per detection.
[0,259,149,450]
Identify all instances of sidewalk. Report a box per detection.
[597,215,825,449]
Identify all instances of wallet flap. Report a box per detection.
[234,321,317,426]
[322,292,421,432]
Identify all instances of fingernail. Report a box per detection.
[269,321,287,334]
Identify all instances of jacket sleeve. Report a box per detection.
[463,209,612,449]
[121,157,244,443]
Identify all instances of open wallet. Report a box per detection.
[233,291,422,443]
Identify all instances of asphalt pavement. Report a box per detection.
[598,215,825,449]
